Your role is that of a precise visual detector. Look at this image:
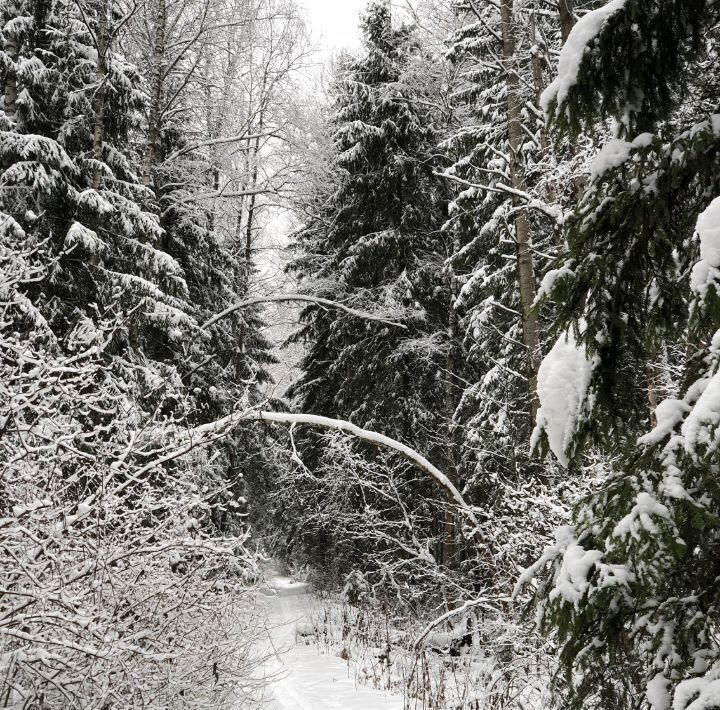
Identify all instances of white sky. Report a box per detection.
[300,0,368,51]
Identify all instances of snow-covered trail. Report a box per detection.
[258,577,403,710]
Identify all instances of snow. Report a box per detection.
[638,397,689,446]
[258,577,403,710]
[673,677,720,710]
[712,114,720,136]
[646,672,671,710]
[537,261,576,303]
[589,133,654,180]
[196,409,479,530]
[202,294,408,331]
[76,189,115,215]
[548,527,603,607]
[690,196,720,297]
[613,492,671,539]
[681,369,720,454]
[64,222,106,254]
[532,328,598,467]
[260,576,311,598]
[541,0,627,114]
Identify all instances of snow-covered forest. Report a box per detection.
[1,0,719,707]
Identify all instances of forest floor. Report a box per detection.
[257,576,404,710]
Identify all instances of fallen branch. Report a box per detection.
[64,408,491,581]
[413,595,513,650]
[246,411,471,515]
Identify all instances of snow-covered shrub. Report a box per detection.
[0,223,266,708]
[305,593,556,710]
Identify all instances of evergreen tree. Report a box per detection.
[440,1,570,587]
[0,0,193,395]
[526,3,720,709]
[291,2,449,448]
[286,1,456,574]
[154,120,280,532]
[0,0,278,402]
[443,0,566,463]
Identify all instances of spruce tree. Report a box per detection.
[443,0,570,461]
[439,1,570,588]
[287,1,456,574]
[291,2,448,446]
[0,0,189,372]
[526,3,720,709]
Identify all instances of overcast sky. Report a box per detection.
[301,0,369,51]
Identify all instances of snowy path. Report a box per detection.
[258,577,403,710]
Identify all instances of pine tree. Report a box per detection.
[526,3,720,709]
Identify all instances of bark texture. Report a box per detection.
[143,0,166,190]
[500,0,541,427]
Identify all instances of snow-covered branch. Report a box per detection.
[244,410,478,528]
[413,594,513,649]
[162,130,283,163]
[202,294,409,330]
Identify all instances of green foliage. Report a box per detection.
[290,1,449,442]
[529,1,720,708]
[546,0,718,138]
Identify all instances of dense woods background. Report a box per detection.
[2,0,720,708]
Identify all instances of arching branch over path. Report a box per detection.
[202,294,409,330]
[186,408,476,526]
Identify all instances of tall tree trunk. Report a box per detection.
[558,0,575,45]
[442,266,460,575]
[234,107,264,382]
[243,99,266,265]
[143,0,166,191]
[91,7,108,190]
[3,35,18,119]
[500,0,541,428]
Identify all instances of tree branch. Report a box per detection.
[233,411,478,527]
[162,130,282,163]
[202,294,409,330]
[413,594,512,649]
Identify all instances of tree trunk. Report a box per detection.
[233,110,264,382]
[143,0,166,191]
[91,7,108,190]
[3,36,18,120]
[243,106,266,264]
[646,359,661,428]
[500,0,541,428]
[442,267,460,574]
[558,0,575,45]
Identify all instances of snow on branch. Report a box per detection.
[202,294,409,330]
[173,186,280,204]
[248,412,473,515]
[182,408,479,533]
[437,171,564,222]
[162,130,283,163]
[531,327,599,466]
[541,0,627,115]
[691,196,720,300]
[413,595,512,650]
